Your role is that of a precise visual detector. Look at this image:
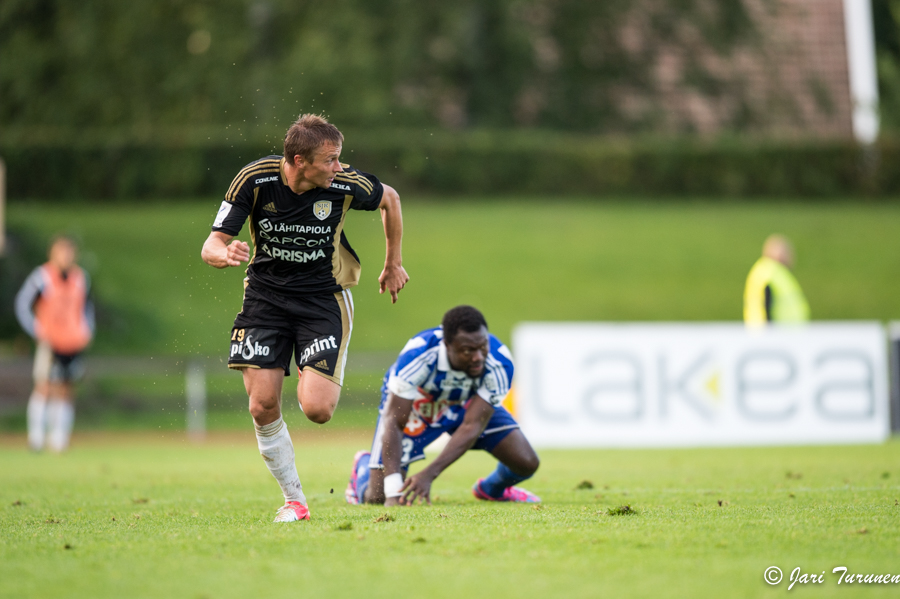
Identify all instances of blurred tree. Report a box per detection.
[873,0,900,133]
[0,0,767,136]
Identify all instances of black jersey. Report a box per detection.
[211,155,383,296]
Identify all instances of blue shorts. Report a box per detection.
[369,404,519,470]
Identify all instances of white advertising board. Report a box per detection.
[513,323,889,448]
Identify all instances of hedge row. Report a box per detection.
[1,131,898,199]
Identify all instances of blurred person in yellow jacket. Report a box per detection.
[15,236,95,452]
[744,234,809,327]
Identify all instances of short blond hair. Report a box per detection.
[48,234,77,253]
[762,234,794,267]
[283,114,344,162]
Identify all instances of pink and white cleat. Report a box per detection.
[473,479,541,503]
[345,450,370,505]
[273,501,310,522]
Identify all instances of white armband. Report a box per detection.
[384,473,404,498]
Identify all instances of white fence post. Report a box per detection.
[186,360,207,440]
[889,323,900,434]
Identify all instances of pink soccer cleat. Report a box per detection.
[473,479,541,503]
[345,450,370,505]
[273,501,310,522]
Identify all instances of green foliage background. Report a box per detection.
[875,0,900,133]
[3,1,900,198]
[3,0,900,136]
[0,0,755,134]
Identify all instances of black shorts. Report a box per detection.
[33,342,84,384]
[228,283,354,385]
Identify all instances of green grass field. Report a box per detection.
[2,434,899,598]
[7,198,900,357]
[3,198,900,597]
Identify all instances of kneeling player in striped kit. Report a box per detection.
[346,305,540,506]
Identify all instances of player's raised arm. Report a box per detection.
[400,397,493,506]
[201,231,249,269]
[377,183,409,303]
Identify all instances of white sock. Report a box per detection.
[26,392,47,450]
[47,399,74,453]
[255,417,306,505]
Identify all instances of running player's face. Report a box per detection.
[302,143,344,189]
[446,327,489,377]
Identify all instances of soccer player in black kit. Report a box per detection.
[202,114,409,522]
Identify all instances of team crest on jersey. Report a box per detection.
[313,200,332,221]
[408,392,458,432]
[403,413,427,437]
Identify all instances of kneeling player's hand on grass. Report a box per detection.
[400,471,435,505]
[227,240,250,267]
[384,496,402,508]
[379,264,409,304]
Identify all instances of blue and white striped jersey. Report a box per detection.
[385,326,514,430]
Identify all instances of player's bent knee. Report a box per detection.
[248,395,281,424]
[507,452,540,477]
[297,371,340,424]
[523,454,540,477]
[298,396,338,424]
[249,403,278,424]
[303,405,333,424]
[518,444,541,476]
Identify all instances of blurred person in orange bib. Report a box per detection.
[15,235,95,452]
